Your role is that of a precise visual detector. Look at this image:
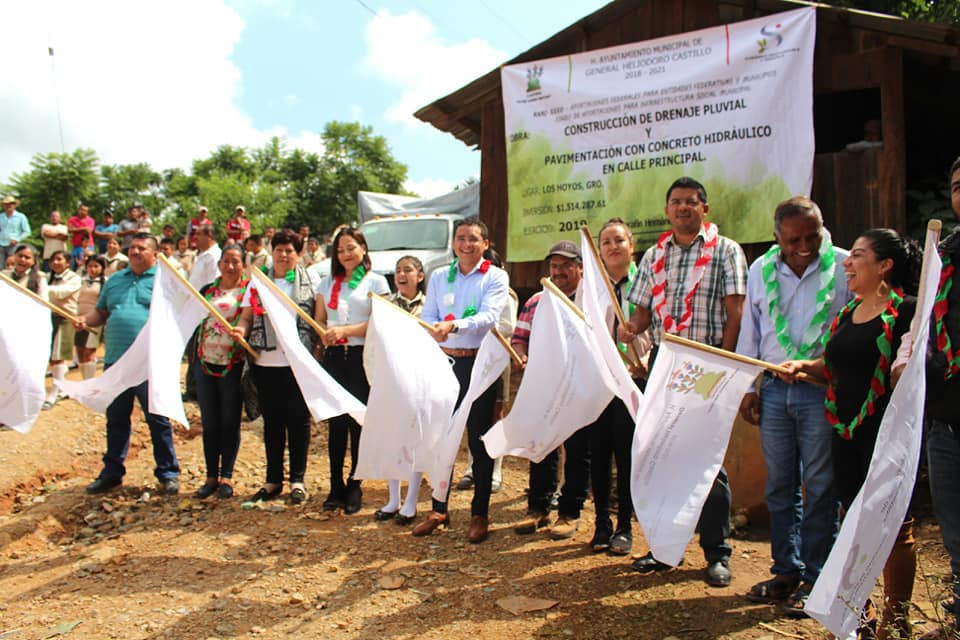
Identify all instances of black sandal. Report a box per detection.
[746,575,801,603]
[782,581,814,618]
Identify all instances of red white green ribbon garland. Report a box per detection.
[933,253,960,380]
[823,287,903,440]
[760,230,836,359]
[442,258,490,321]
[197,276,250,377]
[651,222,718,334]
[327,265,367,344]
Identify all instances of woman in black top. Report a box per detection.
[785,229,920,638]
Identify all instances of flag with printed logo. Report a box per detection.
[805,237,942,638]
[631,336,761,567]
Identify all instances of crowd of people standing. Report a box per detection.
[3,163,960,639]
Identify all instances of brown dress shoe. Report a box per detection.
[467,515,489,544]
[412,511,449,536]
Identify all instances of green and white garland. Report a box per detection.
[760,229,836,359]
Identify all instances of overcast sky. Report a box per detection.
[3,0,604,198]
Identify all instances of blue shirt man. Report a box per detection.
[736,196,850,610]
[76,233,180,495]
[0,195,31,264]
[413,217,508,544]
[94,214,120,253]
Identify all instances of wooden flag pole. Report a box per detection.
[541,277,585,319]
[662,333,825,387]
[250,266,329,339]
[580,226,643,368]
[157,255,259,359]
[491,327,524,368]
[0,272,79,324]
[368,291,524,367]
[908,219,942,342]
[368,291,434,331]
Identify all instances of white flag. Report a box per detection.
[579,232,643,421]
[429,331,508,502]
[483,286,618,462]
[250,277,366,424]
[60,265,206,427]
[631,337,762,567]
[806,249,941,638]
[0,282,53,433]
[147,263,208,428]
[354,296,459,480]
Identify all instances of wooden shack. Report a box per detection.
[415,0,960,522]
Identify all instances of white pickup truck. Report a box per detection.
[307,212,464,290]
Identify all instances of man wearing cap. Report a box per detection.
[619,176,748,587]
[187,206,211,250]
[226,206,251,243]
[0,195,31,265]
[511,240,592,535]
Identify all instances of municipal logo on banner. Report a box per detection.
[748,19,803,60]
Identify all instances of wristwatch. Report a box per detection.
[450,323,459,334]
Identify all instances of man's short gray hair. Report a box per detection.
[773,196,823,234]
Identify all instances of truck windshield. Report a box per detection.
[360,218,449,251]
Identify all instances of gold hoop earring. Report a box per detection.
[878,280,890,297]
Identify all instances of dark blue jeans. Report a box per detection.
[101,378,179,481]
[431,354,498,518]
[759,376,839,583]
[195,362,243,479]
[927,419,960,610]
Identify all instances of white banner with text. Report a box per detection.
[501,7,815,261]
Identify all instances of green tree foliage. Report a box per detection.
[2,122,412,243]
[826,0,960,23]
[89,162,164,218]
[7,149,99,229]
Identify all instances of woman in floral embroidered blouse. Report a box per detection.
[193,244,250,500]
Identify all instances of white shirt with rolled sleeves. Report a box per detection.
[736,246,851,362]
[422,261,509,349]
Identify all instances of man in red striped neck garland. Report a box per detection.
[619,176,748,587]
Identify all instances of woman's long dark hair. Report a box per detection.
[860,228,922,296]
[85,254,107,286]
[330,227,372,278]
[396,255,425,295]
[12,244,42,294]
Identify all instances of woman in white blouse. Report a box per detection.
[314,227,389,514]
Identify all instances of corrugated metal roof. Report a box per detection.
[414,0,959,147]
